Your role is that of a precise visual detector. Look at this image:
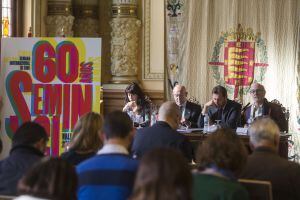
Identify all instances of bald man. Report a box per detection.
[131,101,193,161]
[172,85,202,128]
[242,83,288,132]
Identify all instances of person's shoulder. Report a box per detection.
[187,101,202,109]
[228,99,242,109]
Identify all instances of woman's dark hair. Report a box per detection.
[124,83,149,108]
[17,157,77,200]
[130,148,192,200]
[196,128,247,176]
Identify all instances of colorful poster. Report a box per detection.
[0,38,101,157]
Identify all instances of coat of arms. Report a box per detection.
[209,24,268,101]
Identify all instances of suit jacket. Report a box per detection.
[242,98,288,132]
[197,99,241,129]
[240,147,300,200]
[131,121,194,162]
[183,101,202,128]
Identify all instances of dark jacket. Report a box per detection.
[0,145,44,195]
[198,99,242,129]
[131,121,194,161]
[61,149,96,165]
[240,147,300,200]
[242,99,288,132]
[184,101,202,128]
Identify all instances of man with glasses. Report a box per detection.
[173,84,202,128]
[242,83,288,132]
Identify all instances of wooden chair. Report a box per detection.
[271,99,289,131]
[188,96,200,105]
[238,179,273,200]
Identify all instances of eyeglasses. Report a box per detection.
[250,89,264,94]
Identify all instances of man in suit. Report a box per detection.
[198,85,241,129]
[131,101,194,162]
[173,84,202,128]
[242,83,288,132]
[240,118,300,200]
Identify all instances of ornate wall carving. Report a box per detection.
[73,1,99,37]
[46,0,74,37]
[110,0,141,83]
[110,18,141,77]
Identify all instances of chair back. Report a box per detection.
[271,99,289,131]
[238,179,273,200]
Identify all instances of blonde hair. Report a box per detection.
[69,112,103,153]
[249,117,280,146]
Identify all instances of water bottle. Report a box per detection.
[151,112,157,126]
[203,114,209,133]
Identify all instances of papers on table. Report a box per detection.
[177,128,203,133]
[236,127,248,135]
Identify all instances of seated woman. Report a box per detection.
[16,157,77,200]
[130,148,192,200]
[193,128,249,200]
[61,112,103,165]
[123,83,152,127]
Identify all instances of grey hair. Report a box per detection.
[248,117,280,146]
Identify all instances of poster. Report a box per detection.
[0,38,101,157]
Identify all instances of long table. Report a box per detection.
[182,132,291,159]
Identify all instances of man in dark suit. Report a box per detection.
[173,84,202,128]
[240,118,300,200]
[131,101,194,162]
[198,85,241,129]
[242,83,288,132]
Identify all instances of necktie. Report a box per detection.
[217,108,223,120]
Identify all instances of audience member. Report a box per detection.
[241,83,288,132]
[123,82,151,127]
[240,118,300,200]
[131,101,194,162]
[130,148,192,200]
[76,111,138,200]
[193,128,249,200]
[198,85,241,129]
[61,112,103,165]
[16,157,77,200]
[173,84,202,128]
[0,122,48,196]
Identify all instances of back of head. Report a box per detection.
[103,111,133,139]
[212,85,227,98]
[17,157,77,200]
[70,112,103,152]
[131,148,192,200]
[12,122,48,148]
[196,128,247,176]
[249,117,280,148]
[158,101,180,128]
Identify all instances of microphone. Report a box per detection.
[242,102,250,112]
